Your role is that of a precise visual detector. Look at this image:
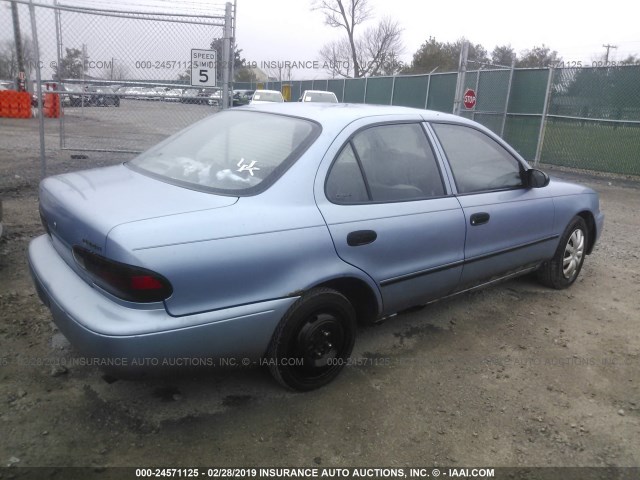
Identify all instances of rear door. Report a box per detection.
[430,122,556,289]
[315,118,466,315]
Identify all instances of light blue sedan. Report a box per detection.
[28,103,604,390]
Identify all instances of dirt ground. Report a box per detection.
[0,107,639,473]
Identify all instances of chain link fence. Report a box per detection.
[1,1,638,176]
[1,0,235,159]
[237,64,640,176]
[541,66,640,175]
[54,4,230,152]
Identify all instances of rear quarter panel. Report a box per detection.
[106,134,382,317]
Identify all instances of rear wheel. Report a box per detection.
[538,216,588,289]
[267,288,356,391]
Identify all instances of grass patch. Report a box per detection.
[541,119,640,175]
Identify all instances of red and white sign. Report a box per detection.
[463,88,476,109]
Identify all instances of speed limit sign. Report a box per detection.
[191,49,217,87]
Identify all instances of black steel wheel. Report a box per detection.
[267,288,356,391]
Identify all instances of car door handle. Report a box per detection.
[347,230,377,247]
[470,212,490,226]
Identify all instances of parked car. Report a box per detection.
[233,89,254,106]
[164,89,183,102]
[32,83,93,107]
[196,88,217,105]
[207,88,234,107]
[249,89,284,104]
[86,86,120,107]
[29,104,604,391]
[180,88,201,104]
[60,83,90,106]
[298,90,338,103]
[142,87,164,101]
[125,86,147,99]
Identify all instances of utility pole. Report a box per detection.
[10,1,26,91]
[603,44,617,63]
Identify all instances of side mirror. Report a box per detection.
[525,168,550,188]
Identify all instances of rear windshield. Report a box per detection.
[128,110,320,195]
[303,92,337,103]
[252,91,283,102]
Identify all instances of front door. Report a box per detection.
[430,122,555,288]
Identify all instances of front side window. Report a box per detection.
[432,123,523,194]
[128,110,319,195]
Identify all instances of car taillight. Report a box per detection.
[72,246,173,303]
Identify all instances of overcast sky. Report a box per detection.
[233,0,640,77]
[2,0,639,81]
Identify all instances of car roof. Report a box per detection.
[254,89,282,94]
[240,102,468,128]
[301,90,335,94]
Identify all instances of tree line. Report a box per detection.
[312,0,637,77]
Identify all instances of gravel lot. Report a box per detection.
[0,103,639,474]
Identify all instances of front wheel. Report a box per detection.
[267,288,356,391]
[538,216,588,289]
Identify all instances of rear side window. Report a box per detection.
[326,123,444,204]
[326,144,369,203]
[432,123,523,194]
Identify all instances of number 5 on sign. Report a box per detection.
[191,49,217,87]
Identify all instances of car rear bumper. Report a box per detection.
[28,234,296,367]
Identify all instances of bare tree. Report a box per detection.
[0,36,36,81]
[313,0,402,78]
[356,17,403,76]
[319,37,353,77]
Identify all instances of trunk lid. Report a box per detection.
[39,164,237,260]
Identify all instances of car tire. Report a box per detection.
[267,288,356,391]
[537,216,588,289]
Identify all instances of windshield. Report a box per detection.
[128,110,320,195]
